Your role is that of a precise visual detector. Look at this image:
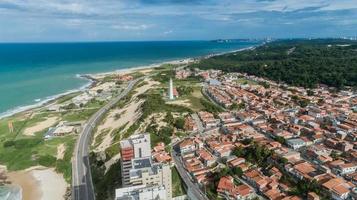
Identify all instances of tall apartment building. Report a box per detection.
[115,185,167,200]
[119,133,172,200]
[128,157,172,200]
[120,134,151,187]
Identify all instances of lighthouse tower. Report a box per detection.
[169,78,174,100]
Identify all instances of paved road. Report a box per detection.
[191,113,204,133]
[72,77,145,200]
[172,150,209,200]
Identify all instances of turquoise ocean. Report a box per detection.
[0,41,259,118]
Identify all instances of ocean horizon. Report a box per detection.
[0,40,260,118]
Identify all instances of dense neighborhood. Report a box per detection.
[118,66,357,200]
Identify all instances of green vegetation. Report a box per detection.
[191,39,357,89]
[200,98,224,114]
[174,117,185,130]
[61,108,98,122]
[177,85,194,96]
[90,153,122,200]
[233,142,272,168]
[235,77,257,85]
[172,166,186,197]
[148,126,173,147]
[55,92,81,104]
[139,93,192,120]
[0,112,76,182]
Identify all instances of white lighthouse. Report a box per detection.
[169,78,174,100]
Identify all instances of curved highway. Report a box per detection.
[72,77,144,200]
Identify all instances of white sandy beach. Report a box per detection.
[8,167,67,200]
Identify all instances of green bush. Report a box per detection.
[14,138,43,149]
[3,140,15,148]
[38,155,56,167]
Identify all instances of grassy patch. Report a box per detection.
[54,136,76,182]
[90,152,122,200]
[61,109,98,122]
[234,77,257,85]
[172,166,186,197]
[55,92,81,104]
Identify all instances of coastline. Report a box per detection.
[7,167,68,200]
[0,45,256,120]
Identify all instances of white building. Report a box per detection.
[129,157,172,200]
[336,163,357,175]
[120,134,151,187]
[119,133,172,200]
[169,78,174,100]
[286,138,306,150]
[115,185,167,200]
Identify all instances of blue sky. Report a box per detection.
[0,0,356,42]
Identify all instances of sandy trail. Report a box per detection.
[56,144,66,160]
[23,117,58,136]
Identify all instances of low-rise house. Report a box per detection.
[321,177,354,200]
[244,169,269,191]
[152,143,171,164]
[196,148,216,167]
[227,157,245,168]
[179,139,197,155]
[198,111,220,128]
[219,112,237,124]
[287,161,321,180]
[329,160,357,175]
[274,147,301,162]
[307,192,320,200]
[184,116,198,132]
[217,176,255,200]
[286,138,306,150]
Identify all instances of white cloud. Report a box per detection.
[111,23,152,31]
[163,30,173,35]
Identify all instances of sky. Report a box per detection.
[0,0,357,42]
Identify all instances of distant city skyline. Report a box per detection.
[0,0,357,42]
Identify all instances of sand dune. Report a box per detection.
[23,117,58,136]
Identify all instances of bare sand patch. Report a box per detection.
[95,99,142,151]
[166,99,192,107]
[94,131,113,153]
[93,78,159,152]
[23,117,58,136]
[31,168,67,200]
[8,170,41,200]
[56,144,66,160]
[7,167,67,200]
[133,78,160,98]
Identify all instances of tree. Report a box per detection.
[233,167,243,177]
[190,39,357,89]
[233,147,244,157]
[307,90,314,96]
[174,117,185,130]
[230,103,239,110]
[165,112,175,125]
[275,136,286,145]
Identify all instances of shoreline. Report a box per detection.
[0,45,256,120]
[7,167,68,200]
